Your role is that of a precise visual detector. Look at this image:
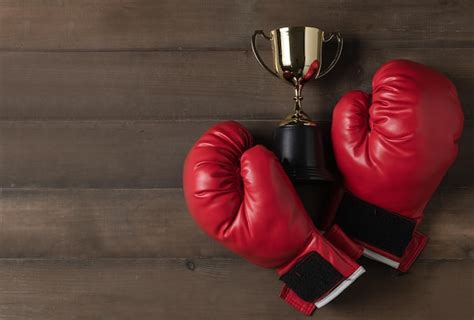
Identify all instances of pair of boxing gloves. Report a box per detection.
[183,60,464,315]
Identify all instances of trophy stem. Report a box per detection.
[279,82,315,126]
[294,84,303,113]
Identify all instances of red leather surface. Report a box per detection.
[399,231,428,272]
[279,286,316,316]
[183,121,359,276]
[325,225,364,261]
[332,60,464,226]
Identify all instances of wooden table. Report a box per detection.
[0,1,472,319]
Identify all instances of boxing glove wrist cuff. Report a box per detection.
[335,193,427,270]
[280,252,344,302]
[324,225,364,261]
[279,252,365,315]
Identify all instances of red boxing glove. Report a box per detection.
[327,60,464,271]
[183,121,364,315]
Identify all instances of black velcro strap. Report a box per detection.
[336,193,416,257]
[280,252,343,302]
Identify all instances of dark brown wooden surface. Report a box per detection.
[0,259,471,320]
[0,0,472,319]
[0,0,472,50]
[0,49,472,121]
[0,187,471,260]
[0,120,471,188]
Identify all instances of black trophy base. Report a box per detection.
[273,122,333,182]
[273,122,334,229]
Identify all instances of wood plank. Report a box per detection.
[0,49,472,121]
[0,120,307,189]
[422,187,474,260]
[0,258,470,320]
[0,120,471,188]
[0,0,472,51]
[0,187,471,260]
[0,188,221,259]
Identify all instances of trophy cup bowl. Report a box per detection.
[251,26,343,183]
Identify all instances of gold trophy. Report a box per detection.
[251,26,343,183]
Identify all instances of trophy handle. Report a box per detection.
[251,30,279,78]
[316,32,343,79]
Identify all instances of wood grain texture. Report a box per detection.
[0,259,470,320]
[0,48,472,121]
[0,0,472,51]
[0,187,472,260]
[0,0,472,319]
[0,120,302,189]
[0,120,471,188]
